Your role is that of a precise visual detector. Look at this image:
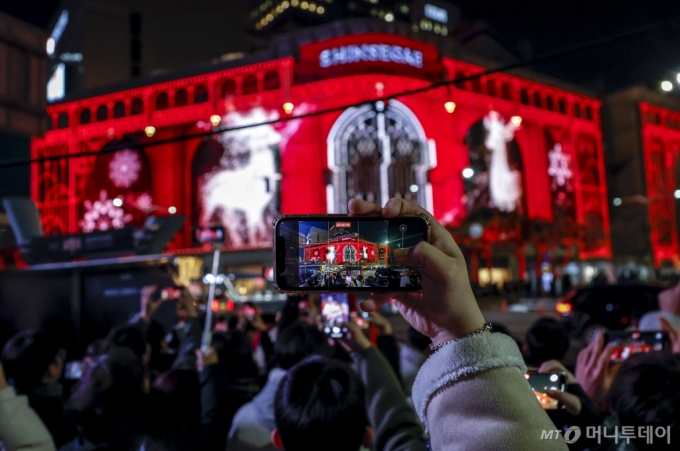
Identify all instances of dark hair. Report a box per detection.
[212,330,258,380]
[104,324,147,360]
[274,321,329,370]
[609,352,680,451]
[65,347,147,444]
[407,326,431,351]
[274,356,368,451]
[151,369,200,428]
[1,330,60,392]
[524,319,569,364]
[85,339,105,359]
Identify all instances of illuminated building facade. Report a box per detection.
[604,87,680,275]
[32,19,611,287]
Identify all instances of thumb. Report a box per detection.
[660,316,679,340]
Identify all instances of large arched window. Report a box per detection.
[343,244,357,262]
[192,108,281,249]
[79,141,152,233]
[326,100,435,213]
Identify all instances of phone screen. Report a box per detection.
[605,331,668,363]
[321,294,349,337]
[274,216,429,292]
[64,361,83,380]
[526,373,565,410]
[194,226,225,244]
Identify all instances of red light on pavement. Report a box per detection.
[556,301,572,314]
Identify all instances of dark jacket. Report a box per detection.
[26,383,77,448]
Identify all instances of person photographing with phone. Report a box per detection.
[272,199,567,451]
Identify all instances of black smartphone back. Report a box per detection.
[274,214,430,293]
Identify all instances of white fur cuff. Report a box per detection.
[411,332,526,426]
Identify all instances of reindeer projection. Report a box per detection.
[326,246,337,263]
[482,111,522,212]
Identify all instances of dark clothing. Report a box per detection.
[547,383,603,451]
[376,335,402,383]
[26,383,77,448]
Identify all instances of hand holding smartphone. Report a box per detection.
[604,330,669,363]
[321,294,350,338]
[526,371,566,410]
[274,215,430,293]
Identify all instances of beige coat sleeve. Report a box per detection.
[0,386,57,451]
[412,333,568,451]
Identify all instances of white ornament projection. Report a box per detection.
[80,190,133,232]
[135,192,154,214]
[483,111,522,212]
[547,143,572,189]
[200,108,280,248]
[108,149,141,188]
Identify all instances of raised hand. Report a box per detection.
[349,197,486,345]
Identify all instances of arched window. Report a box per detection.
[222,79,237,97]
[80,109,91,125]
[194,85,208,103]
[263,71,280,91]
[486,79,497,97]
[546,96,554,111]
[96,105,108,122]
[574,103,581,118]
[500,83,512,101]
[533,92,542,108]
[520,89,529,105]
[191,107,281,249]
[79,141,152,233]
[471,77,482,93]
[558,98,567,114]
[57,112,69,129]
[113,101,125,118]
[585,106,593,121]
[155,92,169,110]
[131,98,144,115]
[175,89,188,107]
[242,75,258,95]
[343,245,357,262]
[326,100,435,213]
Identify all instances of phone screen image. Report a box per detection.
[605,331,668,363]
[526,373,565,410]
[321,294,349,337]
[64,361,83,380]
[275,216,429,292]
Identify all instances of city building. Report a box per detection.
[32,18,611,295]
[604,86,680,279]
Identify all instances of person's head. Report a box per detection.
[212,330,256,379]
[104,324,149,364]
[1,330,64,391]
[272,356,371,451]
[523,318,569,364]
[151,369,200,429]
[609,352,680,451]
[175,299,190,322]
[66,347,147,444]
[274,321,329,370]
[407,326,431,351]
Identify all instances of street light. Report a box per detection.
[462,167,474,179]
[675,190,680,199]
[661,81,673,92]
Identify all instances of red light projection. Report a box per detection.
[32,32,611,264]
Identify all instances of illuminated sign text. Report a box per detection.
[319,44,424,69]
[424,4,448,23]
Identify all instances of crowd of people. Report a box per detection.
[0,197,679,450]
[300,267,420,289]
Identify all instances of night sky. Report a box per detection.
[4,0,680,94]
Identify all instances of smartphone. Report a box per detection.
[526,372,566,410]
[194,226,225,244]
[161,287,181,300]
[604,331,669,363]
[351,300,372,329]
[274,215,430,293]
[243,302,256,321]
[64,361,83,380]
[321,294,350,338]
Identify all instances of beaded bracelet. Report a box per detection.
[428,322,493,351]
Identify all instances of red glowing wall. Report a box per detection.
[32,32,611,260]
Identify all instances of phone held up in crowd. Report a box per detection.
[273,214,430,293]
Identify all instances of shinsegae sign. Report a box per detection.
[319,44,424,69]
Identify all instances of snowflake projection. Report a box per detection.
[80,190,133,232]
[135,192,154,214]
[108,149,141,188]
[547,143,573,189]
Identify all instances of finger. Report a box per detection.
[380,198,462,258]
[538,360,565,374]
[545,390,581,415]
[392,241,454,283]
[361,293,392,312]
[348,198,382,216]
[586,332,604,367]
[595,343,615,373]
[659,316,679,342]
